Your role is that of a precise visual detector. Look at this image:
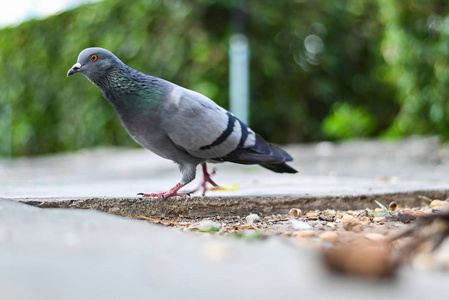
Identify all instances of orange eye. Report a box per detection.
[90,54,98,61]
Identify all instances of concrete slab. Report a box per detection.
[17,190,449,219]
[0,198,447,300]
[1,138,449,299]
[2,137,449,216]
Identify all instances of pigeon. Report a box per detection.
[67,47,297,198]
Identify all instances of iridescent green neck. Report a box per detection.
[95,66,166,114]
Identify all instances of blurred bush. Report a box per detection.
[378,0,449,138]
[0,0,447,157]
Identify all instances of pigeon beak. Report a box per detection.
[67,62,82,77]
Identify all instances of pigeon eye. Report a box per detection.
[90,54,98,62]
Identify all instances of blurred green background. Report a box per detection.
[0,0,448,157]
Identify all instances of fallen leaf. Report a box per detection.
[375,200,389,213]
[209,184,239,191]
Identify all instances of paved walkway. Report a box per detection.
[1,137,449,299]
[2,137,449,199]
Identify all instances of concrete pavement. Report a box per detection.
[1,137,449,299]
[2,137,449,217]
[0,198,448,300]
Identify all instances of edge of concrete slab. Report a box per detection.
[15,189,449,218]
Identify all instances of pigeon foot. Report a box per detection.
[191,163,220,196]
[138,183,189,199]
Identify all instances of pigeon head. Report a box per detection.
[67,47,121,81]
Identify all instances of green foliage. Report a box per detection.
[0,0,447,156]
[378,0,449,139]
[323,103,377,139]
[246,0,396,142]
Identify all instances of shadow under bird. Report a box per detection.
[67,47,297,198]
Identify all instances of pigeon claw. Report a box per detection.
[138,182,187,199]
[139,192,188,199]
[190,163,220,196]
[160,192,189,199]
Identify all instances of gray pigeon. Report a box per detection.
[67,47,297,198]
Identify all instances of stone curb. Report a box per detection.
[18,189,449,218]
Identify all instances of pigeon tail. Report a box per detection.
[259,162,298,174]
[216,134,297,172]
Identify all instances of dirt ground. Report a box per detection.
[134,196,445,237]
[135,196,449,278]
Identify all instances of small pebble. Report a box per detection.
[352,225,364,233]
[188,220,221,232]
[343,222,355,231]
[340,214,362,225]
[365,233,386,242]
[288,208,302,218]
[293,230,315,237]
[290,219,312,230]
[245,214,260,223]
[320,231,339,243]
[305,212,319,220]
[375,175,390,182]
[359,216,371,225]
[308,220,327,227]
[430,200,448,208]
[373,217,386,223]
[326,222,337,228]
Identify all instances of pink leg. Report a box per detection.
[138,182,189,199]
[191,164,220,196]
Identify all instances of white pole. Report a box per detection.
[229,33,250,125]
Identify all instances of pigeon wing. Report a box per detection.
[160,86,255,160]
